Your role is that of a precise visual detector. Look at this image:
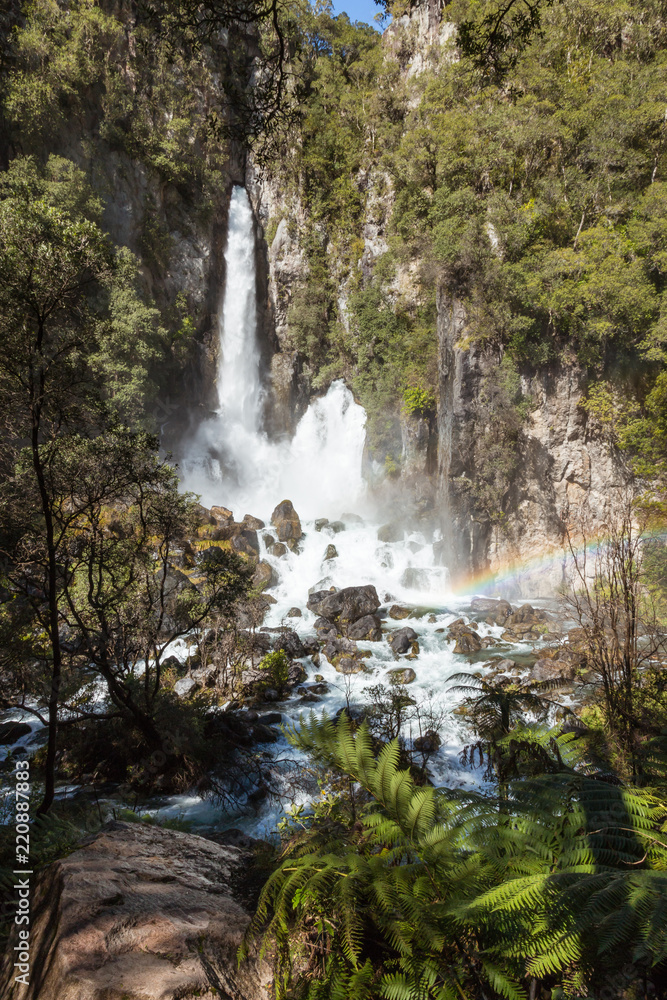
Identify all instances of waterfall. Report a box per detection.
[182,186,368,520]
[217,187,261,431]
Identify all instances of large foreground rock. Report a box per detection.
[307,585,380,624]
[0,821,271,1000]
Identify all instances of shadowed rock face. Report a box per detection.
[0,821,271,1000]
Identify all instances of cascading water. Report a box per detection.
[184,186,368,519]
[165,185,551,836]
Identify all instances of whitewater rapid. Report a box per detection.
[160,185,539,836]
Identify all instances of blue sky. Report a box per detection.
[331,0,385,28]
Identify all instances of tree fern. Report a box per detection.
[242,713,667,999]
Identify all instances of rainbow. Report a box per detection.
[449,526,667,598]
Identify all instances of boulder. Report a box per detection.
[341,512,363,523]
[269,542,287,557]
[388,666,417,684]
[328,520,345,533]
[388,604,411,620]
[313,616,341,638]
[334,656,366,674]
[242,514,265,530]
[377,522,403,543]
[173,676,198,698]
[413,730,441,754]
[530,658,575,682]
[324,544,338,560]
[252,561,277,591]
[231,529,260,558]
[454,631,483,654]
[314,518,329,531]
[307,585,380,624]
[387,626,418,654]
[470,597,509,613]
[211,505,234,523]
[0,821,271,1000]
[322,636,368,674]
[506,604,550,627]
[286,607,302,617]
[271,629,306,659]
[270,500,302,542]
[346,614,383,641]
[0,721,31,745]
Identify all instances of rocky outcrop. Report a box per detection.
[0,821,271,1000]
[437,286,627,596]
[307,585,380,624]
[270,499,302,543]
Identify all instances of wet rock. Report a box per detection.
[530,658,575,682]
[269,542,288,557]
[378,522,403,543]
[252,561,277,590]
[263,533,275,547]
[414,730,441,753]
[324,544,338,560]
[271,629,306,659]
[493,658,516,673]
[506,604,550,627]
[0,721,31,745]
[388,666,417,684]
[0,821,272,1000]
[335,656,366,674]
[271,499,302,542]
[388,626,419,654]
[471,597,510,614]
[454,631,482,654]
[428,614,437,623]
[315,518,329,531]
[242,514,265,530]
[263,688,279,701]
[313,616,341,638]
[389,604,411,620]
[286,606,302,617]
[231,529,260,557]
[341,512,363,523]
[211,505,234,523]
[307,584,380,624]
[329,520,345,533]
[346,614,383,641]
[286,538,301,553]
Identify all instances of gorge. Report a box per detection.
[1,0,667,998]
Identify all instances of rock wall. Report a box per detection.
[437,292,626,597]
[0,821,271,1000]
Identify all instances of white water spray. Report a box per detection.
[183,186,367,519]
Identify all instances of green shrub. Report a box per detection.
[258,649,290,696]
[402,385,436,415]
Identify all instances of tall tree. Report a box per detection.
[0,155,165,812]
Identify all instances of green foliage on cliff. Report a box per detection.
[277,0,667,490]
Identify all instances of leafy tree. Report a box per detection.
[0,155,167,812]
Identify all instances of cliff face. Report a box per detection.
[242,3,623,594]
[437,293,624,595]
